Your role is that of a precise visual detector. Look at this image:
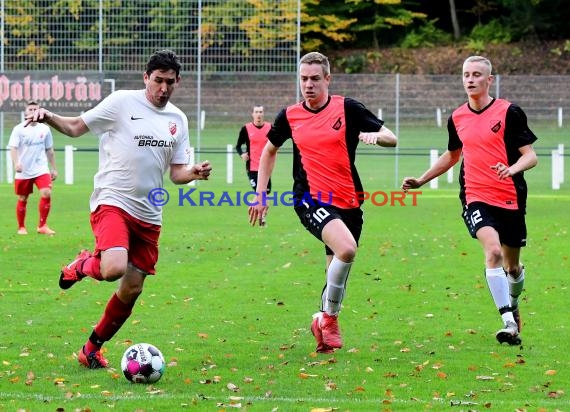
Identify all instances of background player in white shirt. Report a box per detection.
[9,100,58,235]
[27,49,212,369]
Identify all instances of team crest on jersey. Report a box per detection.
[332,117,342,130]
[491,120,502,133]
[169,121,177,136]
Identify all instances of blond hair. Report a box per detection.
[299,52,330,76]
[463,55,493,75]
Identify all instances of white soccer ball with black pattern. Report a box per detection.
[121,343,165,383]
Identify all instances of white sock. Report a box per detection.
[485,267,515,324]
[323,256,352,315]
[507,266,525,308]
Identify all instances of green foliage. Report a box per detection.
[550,40,570,56]
[464,39,487,54]
[469,19,512,44]
[400,19,452,49]
[301,0,357,51]
[337,54,367,74]
[3,0,569,70]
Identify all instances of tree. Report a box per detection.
[448,0,461,39]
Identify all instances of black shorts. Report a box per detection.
[294,199,363,255]
[247,171,271,193]
[462,201,527,247]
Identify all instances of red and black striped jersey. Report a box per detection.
[268,95,383,209]
[448,98,537,211]
[236,122,271,172]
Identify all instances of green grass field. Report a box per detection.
[1,124,569,411]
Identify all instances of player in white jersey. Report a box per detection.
[9,100,58,235]
[26,49,212,369]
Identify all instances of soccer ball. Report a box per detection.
[121,343,165,383]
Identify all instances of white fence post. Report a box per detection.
[558,107,563,128]
[227,144,233,184]
[447,167,453,183]
[429,149,439,189]
[436,107,442,127]
[188,146,196,186]
[552,150,561,190]
[558,143,564,183]
[6,147,14,184]
[64,145,75,184]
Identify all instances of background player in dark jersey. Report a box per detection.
[235,105,273,193]
[236,105,272,226]
[402,55,537,346]
[248,52,397,353]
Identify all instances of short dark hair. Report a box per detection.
[300,52,330,76]
[27,100,39,106]
[146,49,182,77]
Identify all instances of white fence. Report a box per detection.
[5,144,566,191]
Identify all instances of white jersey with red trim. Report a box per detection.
[82,89,190,225]
[8,122,53,179]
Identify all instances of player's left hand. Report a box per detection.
[358,132,379,145]
[192,160,212,180]
[51,170,58,181]
[491,162,512,180]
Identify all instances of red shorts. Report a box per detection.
[90,205,161,275]
[14,174,52,196]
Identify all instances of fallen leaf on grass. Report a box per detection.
[216,402,242,408]
[227,382,239,392]
[545,369,557,376]
[476,376,495,380]
[25,371,35,386]
[325,381,337,391]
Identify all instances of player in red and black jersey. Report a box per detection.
[248,52,397,353]
[402,56,538,346]
[235,105,273,194]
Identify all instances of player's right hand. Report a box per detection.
[24,107,52,127]
[248,194,269,226]
[401,177,421,192]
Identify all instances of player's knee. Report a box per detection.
[336,241,357,262]
[39,189,52,198]
[485,245,503,266]
[505,263,522,277]
[101,262,128,281]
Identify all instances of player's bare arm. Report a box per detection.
[358,125,398,147]
[248,141,277,226]
[25,108,89,137]
[170,161,212,184]
[9,147,22,172]
[491,144,538,180]
[46,148,58,180]
[402,149,462,191]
